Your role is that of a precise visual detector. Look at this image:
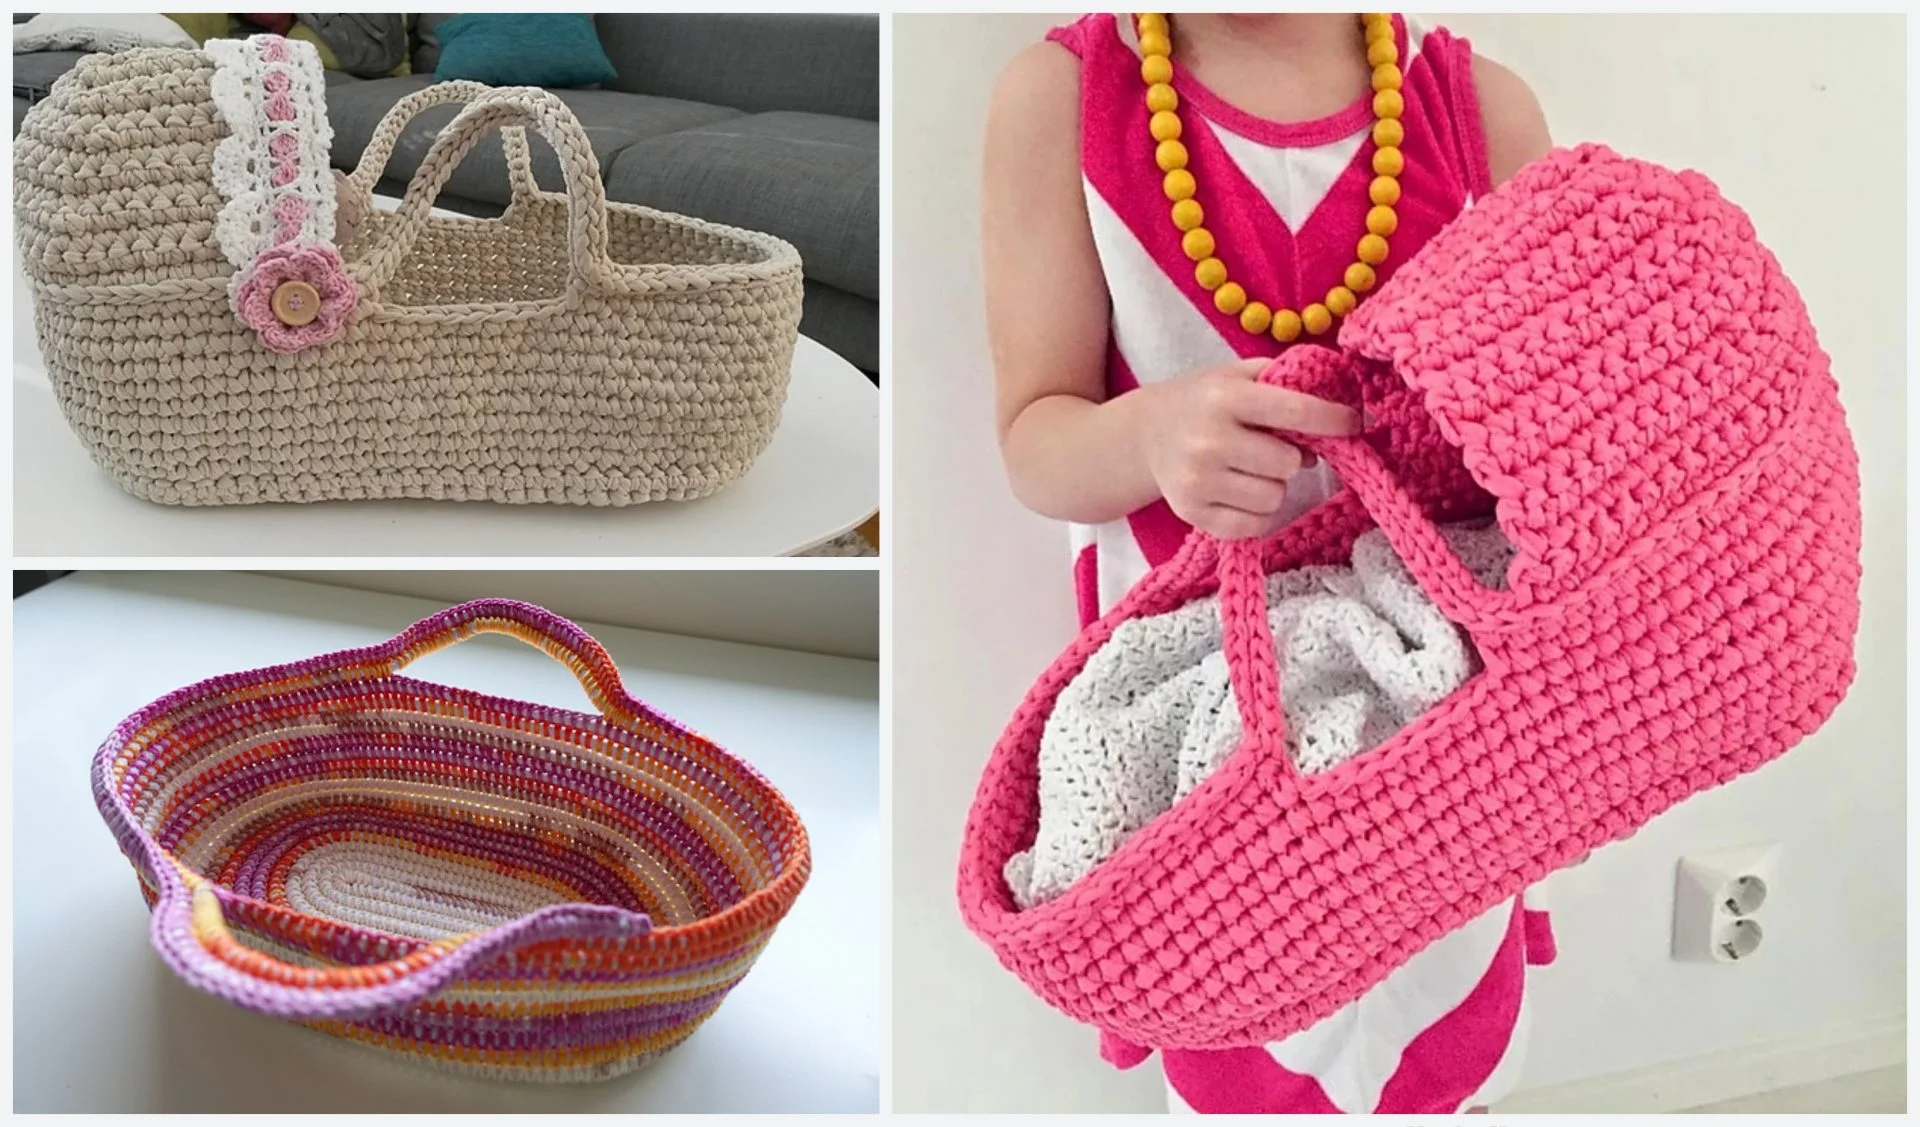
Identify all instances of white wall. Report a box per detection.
[891,13,1906,1114]
[256,570,879,659]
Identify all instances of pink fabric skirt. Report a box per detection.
[1140,890,1558,1114]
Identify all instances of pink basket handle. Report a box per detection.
[141,599,661,1020]
[1207,346,1505,785]
[352,88,613,296]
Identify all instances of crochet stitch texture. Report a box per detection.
[1008,524,1514,910]
[14,43,804,506]
[92,600,811,1081]
[957,144,1862,1051]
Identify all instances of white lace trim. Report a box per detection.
[204,34,336,282]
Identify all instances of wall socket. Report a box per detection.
[1673,844,1780,964]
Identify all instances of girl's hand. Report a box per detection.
[1137,357,1361,540]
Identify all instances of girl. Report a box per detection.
[982,13,1556,1115]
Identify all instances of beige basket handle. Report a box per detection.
[345,81,541,203]
[353,88,613,296]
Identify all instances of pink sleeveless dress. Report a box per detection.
[1044,14,1557,1114]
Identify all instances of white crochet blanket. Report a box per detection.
[1007,524,1514,909]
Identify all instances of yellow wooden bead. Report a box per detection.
[1325,285,1357,316]
[1364,18,1394,44]
[1137,13,1169,35]
[1156,139,1189,172]
[1271,308,1304,343]
[1150,110,1183,142]
[1163,168,1196,201]
[1373,89,1404,119]
[1239,301,1272,335]
[1181,227,1215,261]
[1369,174,1401,207]
[1138,31,1171,58]
[1146,82,1178,114]
[1367,205,1398,237]
[1357,234,1390,265]
[1213,282,1247,316]
[1373,145,1404,177]
[1373,118,1404,148]
[1367,38,1398,68]
[1170,198,1204,231]
[1302,303,1333,335]
[1194,256,1227,290]
[1142,54,1173,85]
[1372,63,1402,92]
[1345,262,1377,293]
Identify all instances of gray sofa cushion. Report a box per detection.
[13,49,89,102]
[802,280,878,376]
[604,112,877,302]
[326,76,739,208]
[594,14,878,122]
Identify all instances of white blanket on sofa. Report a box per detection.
[14,13,196,55]
[1006,523,1514,910]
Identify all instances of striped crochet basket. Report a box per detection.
[92,599,810,1081]
[958,145,1861,1053]
[16,35,802,506]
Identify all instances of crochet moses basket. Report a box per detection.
[15,36,803,506]
[957,144,1861,1052]
[92,599,810,1081]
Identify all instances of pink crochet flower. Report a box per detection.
[233,244,355,354]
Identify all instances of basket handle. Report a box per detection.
[352,88,613,296]
[1207,346,1505,786]
[343,80,541,205]
[383,598,642,722]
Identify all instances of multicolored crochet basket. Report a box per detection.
[958,144,1861,1052]
[15,35,802,506]
[92,599,810,1081]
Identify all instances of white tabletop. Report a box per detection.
[12,217,879,558]
[13,572,880,1113]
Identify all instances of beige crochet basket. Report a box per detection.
[14,41,804,506]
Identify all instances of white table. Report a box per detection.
[13,572,880,1113]
[12,210,879,558]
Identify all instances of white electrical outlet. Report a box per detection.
[1672,844,1780,964]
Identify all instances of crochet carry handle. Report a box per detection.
[1208,346,1504,783]
[344,81,542,204]
[140,600,657,1022]
[354,88,615,295]
[386,597,642,721]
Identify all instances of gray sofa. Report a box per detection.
[13,14,879,376]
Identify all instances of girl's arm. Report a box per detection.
[1473,55,1553,185]
[983,43,1357,539]
[983,42,1150,524]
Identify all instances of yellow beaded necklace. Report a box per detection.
[1136,12,1405,342]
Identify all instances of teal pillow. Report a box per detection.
[432,14,617,89]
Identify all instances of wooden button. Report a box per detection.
[270,280,321,327]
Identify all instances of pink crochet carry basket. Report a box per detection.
[957,145,1861,1051]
